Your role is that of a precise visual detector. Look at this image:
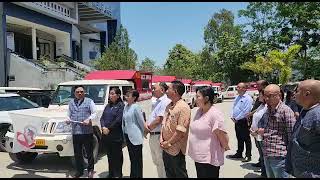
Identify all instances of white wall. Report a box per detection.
[56,33,71,57]
[9,54,77,90]
[72,25,80,44]
[6,32,15,51]
[81,33,101,66]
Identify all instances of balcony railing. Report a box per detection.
[78,2,113,22]
[13,2,77,24]
[32,2,71,18]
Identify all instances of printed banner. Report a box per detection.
[9,112,48,153]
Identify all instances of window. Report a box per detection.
[89,51,97,59]
[141,79,150,91]
[0,96,39,111]
[227,87,234,91]
[51,85,107,105]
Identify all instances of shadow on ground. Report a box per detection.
[240,162,261,171]
[225,155,245,162]
[7,153,73,177]
[97,171,129,178]
[244,172,262,178]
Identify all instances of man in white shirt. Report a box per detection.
[145,82,171,178]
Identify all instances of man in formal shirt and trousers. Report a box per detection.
[66,85,97,178]
[145,82,171,178]
[229,82,253,162]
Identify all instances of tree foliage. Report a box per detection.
[139,57,156,72]
[241,44,301,84]
[163,44,196,78]
[94,25,138,70]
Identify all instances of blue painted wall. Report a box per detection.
[4,2,72,34]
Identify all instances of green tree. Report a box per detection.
[163,44,196,78]
[94,25,138,70]
[276,2,320,79]
[139,57,156,72]
[204,9,254,84]
[241,44,302,84]
[239,2,281,54]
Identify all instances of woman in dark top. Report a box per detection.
[100,87,125,178]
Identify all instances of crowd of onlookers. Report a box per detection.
[229,79,320,178]
[66,78,320,178]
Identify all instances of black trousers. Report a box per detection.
[235,119,252,157]
[105,139,123,178]
[195,162,220,178]
[72,134,94,174]
[163,150,188,178]
[125,134,143,178]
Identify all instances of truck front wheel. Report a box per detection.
[9,152,38,164]
[0,127,8,152]
[71,133,99,167]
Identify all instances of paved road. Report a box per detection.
[0,99,261,178]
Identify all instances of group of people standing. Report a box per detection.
[65,78,320,178]
[66,80,230,178]
[229,79,320,178]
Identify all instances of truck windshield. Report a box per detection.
[51,85,107,105]
[212,86,218,92]
[0,96,39,111]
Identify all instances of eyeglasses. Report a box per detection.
[264,94,279,98]
[76,91,84,94]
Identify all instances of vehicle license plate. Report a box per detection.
[35,139,45,146]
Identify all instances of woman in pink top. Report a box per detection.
[188,86,230,178]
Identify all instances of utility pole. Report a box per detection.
[0,2,7,87]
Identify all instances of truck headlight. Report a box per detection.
[54,122,72,134]
[8,125,13,132]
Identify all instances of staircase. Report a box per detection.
[8,52,90,89]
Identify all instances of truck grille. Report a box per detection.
[42,122,57,134]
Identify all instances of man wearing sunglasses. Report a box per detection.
[66,85,97,178]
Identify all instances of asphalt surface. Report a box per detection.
[0,99,262,178]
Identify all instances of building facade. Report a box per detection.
[2,2,120,64]
[0,2,121,86]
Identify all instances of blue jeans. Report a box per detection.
[264,156,289,178]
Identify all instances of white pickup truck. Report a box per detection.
[5,80,152,165]
[222,85,259,100]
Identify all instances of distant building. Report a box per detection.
[3,2,120,65]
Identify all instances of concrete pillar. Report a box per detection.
[32,27,37,60]
[0,2,7,86]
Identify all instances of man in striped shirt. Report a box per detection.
[258,84,296,178]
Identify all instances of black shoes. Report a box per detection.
[242,156,252,162]
[252,162,261,167]
[228,153,243,159]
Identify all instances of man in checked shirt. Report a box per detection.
[257,84,296,178]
